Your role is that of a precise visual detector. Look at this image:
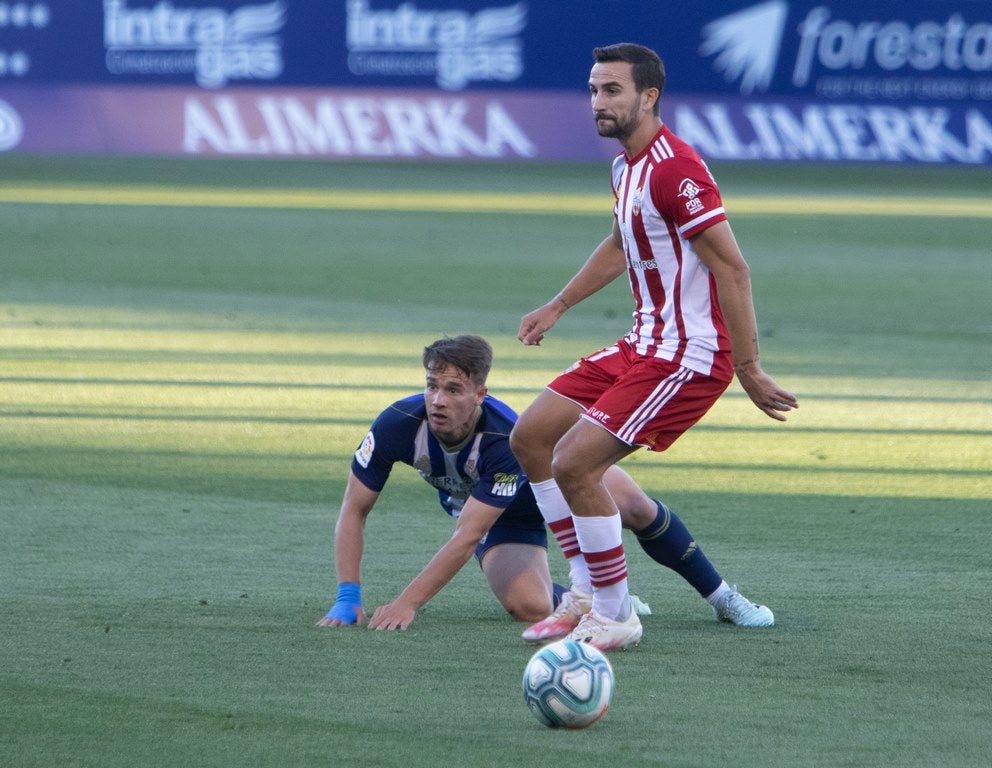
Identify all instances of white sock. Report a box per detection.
[572,513,630,621]
[705,580,731,606]
[531,478,591,593]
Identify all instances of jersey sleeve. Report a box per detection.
[469,434,525,509]
[350,404,416,493]
[652,154,727,239]
[610,153,625,220]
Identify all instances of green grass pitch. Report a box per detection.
[0,154,990,767]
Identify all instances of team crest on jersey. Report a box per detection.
[631,186,644,217]
[678,178,705,215]
[355,431,375,468]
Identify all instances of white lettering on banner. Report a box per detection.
[794,8,992,87]
[345,0,527,90]
[674,102,992,164]
[183,95,536,158]
[0,98,24,150]
[815,75,992,101]
[703,4,992,100]
[103,0,286,88]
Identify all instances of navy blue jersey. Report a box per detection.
[352,394,543,531]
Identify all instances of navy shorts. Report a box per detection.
[475,523,548,561]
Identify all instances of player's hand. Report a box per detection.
[317,600,367,627]
[736,365,799,421]
[517,301,566,346]
[368,601,417,631]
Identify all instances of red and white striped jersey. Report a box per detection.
[611,124,734,381]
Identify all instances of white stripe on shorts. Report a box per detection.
[616,366,695,444]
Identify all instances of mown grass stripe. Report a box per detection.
[0,184,989,218]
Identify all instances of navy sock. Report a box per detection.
[551,582,569,608]
[634,501,723,597]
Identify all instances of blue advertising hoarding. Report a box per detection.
[0,1,990,163]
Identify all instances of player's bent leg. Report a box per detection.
[551,421,639,624]
[510,390,584,481]
[550,418,635,509]
[480,543,554,623]
[602,465,661,530]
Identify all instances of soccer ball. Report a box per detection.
[522,639,615,729]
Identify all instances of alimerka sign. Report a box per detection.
[0,1,989,164]
[2,86,989,164]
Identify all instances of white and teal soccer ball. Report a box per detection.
[522,639,615,729]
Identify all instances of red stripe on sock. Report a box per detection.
[549,517,581,559]
[548,518,574,533]
[585,545,628,587]
[584,544,625,564]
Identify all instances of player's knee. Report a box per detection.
[509,421,543,472]
[617,497,659,530]
[505,594,552,623]
[549,448,584,492]
[508,422,528,460]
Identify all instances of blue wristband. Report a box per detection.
[324,582,362,624]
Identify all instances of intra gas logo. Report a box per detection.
[346,0,527,90]
[103,0,286,88]
[701,1,992,97]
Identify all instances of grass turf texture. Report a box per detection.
[1,155,990,768]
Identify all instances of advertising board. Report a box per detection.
[0,1,989,163]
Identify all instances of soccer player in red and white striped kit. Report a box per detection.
[511,43,799,651]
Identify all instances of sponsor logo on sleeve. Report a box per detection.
[677,178,705,215]
[490,471,518,497]
[354,431,375,467]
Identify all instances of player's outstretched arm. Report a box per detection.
[317,472,379,627]
[367,499,503,631]
[691,222,799,421]
[518,227,626,346]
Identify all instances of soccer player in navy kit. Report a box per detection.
[320,335,555,629]
[319,335,774,632]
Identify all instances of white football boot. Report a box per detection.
[565,608,642,652]
[712,585,775,627]
[521,588,592,643]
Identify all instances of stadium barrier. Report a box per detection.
[0,1,989,164]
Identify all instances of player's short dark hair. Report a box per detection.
[422,335,492,386]
[592,43,666,114]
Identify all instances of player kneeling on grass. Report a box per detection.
[318,335,773,632]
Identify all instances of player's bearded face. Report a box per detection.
[589,62,644,142]
[594,101,640,140]
[424,365,486,447]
